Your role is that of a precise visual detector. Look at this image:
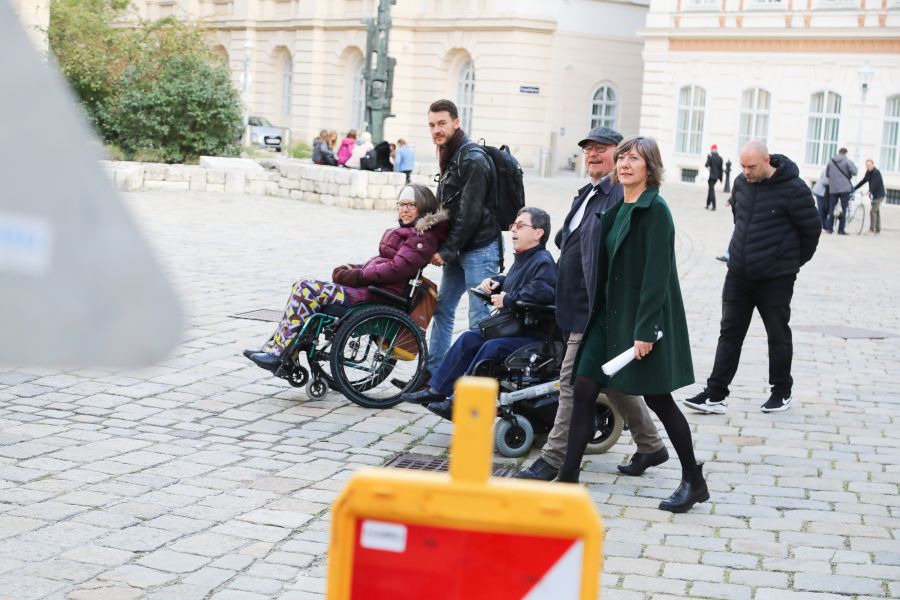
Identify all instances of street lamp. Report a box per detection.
[855,60,875,167]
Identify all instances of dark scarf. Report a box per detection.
[438,128,467,175]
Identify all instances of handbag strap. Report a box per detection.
[830,158,851,182]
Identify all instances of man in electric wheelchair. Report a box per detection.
[402,207,557,419]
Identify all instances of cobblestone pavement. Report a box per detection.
[1,176,899,600]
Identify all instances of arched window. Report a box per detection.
[676,85,706,154]
[351,62,366,131]
[590,85,617,130]
[881,95,900,172]
[738,87,770,149]
[457,60,475,133]
[805,91,841,165]
[278,51,293,118]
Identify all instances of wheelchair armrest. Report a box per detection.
[514,301,556,313]
[367,286,410,308]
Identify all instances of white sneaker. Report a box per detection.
[761,394,792,413]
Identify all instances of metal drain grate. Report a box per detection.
[231,309,282,322]
[384,453,520,478]
[793,325,897,340]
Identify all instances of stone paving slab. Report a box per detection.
[0,178,898,599]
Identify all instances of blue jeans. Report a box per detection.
[826,192,849,233]
[429,330,537,397]
[427,242,500,373]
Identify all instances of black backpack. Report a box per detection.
[360,149,377,171]
[456,141,525,229]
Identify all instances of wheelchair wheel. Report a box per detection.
[306,378,329,400]
[329,306,427,408]
[585,394,624,454]
[494,415,535,458]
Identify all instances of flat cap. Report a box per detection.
[578,126,624,148]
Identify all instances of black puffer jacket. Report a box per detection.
[727,154,821,280]
[437,136,499,262]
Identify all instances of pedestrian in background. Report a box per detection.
[684,141,820,415]
[812,167,829,231]
[337,130,357,166]
[346,132,374,169]
[395,138,415,183]
[825,147,857,235]
[705,144,724,211]
[855,159,885,235]
[557,136,706,514]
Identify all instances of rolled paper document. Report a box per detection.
[601,331,664,376]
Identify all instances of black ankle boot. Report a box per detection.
[658,463,709,513]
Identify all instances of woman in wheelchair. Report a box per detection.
[402,207,557,420]
[243,184,447,371]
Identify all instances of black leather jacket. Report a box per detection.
[436,136,499,262]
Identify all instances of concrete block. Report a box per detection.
[164,165,193,182]
[198,156,264,171]
[306,167,325,182]
[224,171,246,194]
[289,189,305,200]
[327,182,339,195]
[351,197,375,210]
[189,170,207,192]
[368,171,389,185]
[143,164,166,181]
[380,185,399,200]
[334,196,351,209]
[337,184,350,197]
[320,194,336,207]
[387,172,407,186]
[144,180,190,192]
[349,171,369,197]
[264,181,278,195]
[373,198,392,211]
[274,188,291,198]
[300,180,314,192]
[206,169,226,184]
[279,178,301,191]
[206,184,225,193]
[246,180,269,195]
[333,169,352,184]
[283,164,305,180]
[115,166,144,192]
[245,170,270,181]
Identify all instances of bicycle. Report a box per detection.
[845,191,870,235]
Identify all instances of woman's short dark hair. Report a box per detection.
[518,207,551,246]
[405,184,440,215]
[613,136,665,189]
[429,99,459,120]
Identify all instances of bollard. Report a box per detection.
[326,376,605,599]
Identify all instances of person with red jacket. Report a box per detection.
[244,184,447,371]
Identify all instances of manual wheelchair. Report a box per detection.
[468,289,624,458]
[269,271,431,408]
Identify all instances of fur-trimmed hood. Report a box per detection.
[415,209,449,234]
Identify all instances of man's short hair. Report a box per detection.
[839,147,848,154]
[613,136,665,189]
[397,138,406,145]
[429,99,459,120]
[518,207,551,246]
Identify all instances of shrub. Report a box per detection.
[289,141,313,160]
[111,52,243,163]
[49,5,243,163]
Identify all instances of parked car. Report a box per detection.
[246,116,282,152]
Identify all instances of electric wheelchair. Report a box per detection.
[468,289,624,458]
[269,271,431,408]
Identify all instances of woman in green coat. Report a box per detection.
[557,136,709,513]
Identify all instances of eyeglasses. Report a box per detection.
[581,144,611,155]
[509,222,535,232]
[396,201,416,210]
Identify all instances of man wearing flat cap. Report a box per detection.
[517,126,667,481]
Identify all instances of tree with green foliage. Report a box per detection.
[48,1,243,163]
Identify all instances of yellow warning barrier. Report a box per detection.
[327,376,604,599]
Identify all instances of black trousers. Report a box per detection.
[706,270,796,400]
[706,181,716,209]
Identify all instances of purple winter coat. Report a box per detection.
[335,211,448,304]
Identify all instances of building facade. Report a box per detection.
[131,0,649,167]
[638,0,900,201]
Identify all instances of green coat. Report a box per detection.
[575,188,694,395]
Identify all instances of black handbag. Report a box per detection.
[478,309,525,340]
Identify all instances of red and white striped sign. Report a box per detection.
[350,519,583,599]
